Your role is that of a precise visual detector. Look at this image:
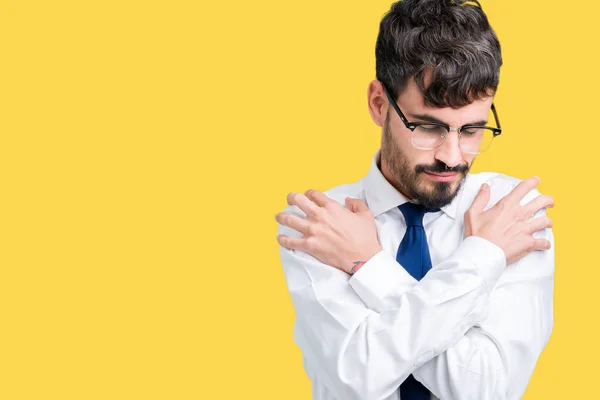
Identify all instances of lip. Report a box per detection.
[424,171,459,182]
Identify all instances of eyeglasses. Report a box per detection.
[382,83,502,154]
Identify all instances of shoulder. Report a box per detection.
[460,172,555,285]
[324,181,366,204]
[277,180,364,238]
[459,172,546,213]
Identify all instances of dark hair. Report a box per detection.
[375,0,502,108]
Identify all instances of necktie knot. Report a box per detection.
[399,202,427,227]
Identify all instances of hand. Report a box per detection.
[464,176,554,266]
[276,189,382,274]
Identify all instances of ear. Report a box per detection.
[367,80,388,128]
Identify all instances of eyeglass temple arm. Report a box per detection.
[382,83,411,127]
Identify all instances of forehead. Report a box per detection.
[397,76,494,125]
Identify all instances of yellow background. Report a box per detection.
[0,0,595,398]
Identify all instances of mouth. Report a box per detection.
[423,171,460,182]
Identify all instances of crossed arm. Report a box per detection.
[276,179,554,400]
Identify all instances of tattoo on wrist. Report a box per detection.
[350,261,367,275]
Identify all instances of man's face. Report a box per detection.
[380,78,494,210]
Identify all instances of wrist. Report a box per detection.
[348,246,382,275]
[349,261,367,275]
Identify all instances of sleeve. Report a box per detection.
[412,206,555,399]
[278,205,506,400]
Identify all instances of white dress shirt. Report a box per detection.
[277,149,554,400]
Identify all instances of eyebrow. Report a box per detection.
[408,112,488,127]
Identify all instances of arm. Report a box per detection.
[279,216,505,400]
[412,212,554,399]
[277,178,552,400]
[356,183,555,399]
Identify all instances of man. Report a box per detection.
[275,1,554,399]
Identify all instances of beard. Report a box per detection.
[381,116,471,210]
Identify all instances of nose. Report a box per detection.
[434,129,463,168]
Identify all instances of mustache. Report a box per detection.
[415,161,469,174]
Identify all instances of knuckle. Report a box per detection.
[309,223,326,237]
[324,200,337,211]
[278,214,287,225]
[329,205,345,218]
[305,236,319,252]
[496,201,507,212]
[463,209,476,225]
[313,208,327,220]
[516,210,528,222]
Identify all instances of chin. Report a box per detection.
[414,176,464,208]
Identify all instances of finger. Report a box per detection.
[469,183,491,213]
[306,189,335,209]
[532,238,552,251]
[275,212,311,234]
[503,176,540,205]
[512,238,551,263]
[523,194,554,217]
[527,215,553,233]
[344,197,357,212]
[287,192,321,217]
[277,234,307,251]
[349,198,370,213]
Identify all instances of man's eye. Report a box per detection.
[418,125,446,134]
[461,127,483,135]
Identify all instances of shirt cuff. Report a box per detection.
[348,249,417,311]
[450,236,506,294]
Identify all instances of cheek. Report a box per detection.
[411,149,436,169]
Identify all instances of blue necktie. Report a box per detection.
[397,202,436,400]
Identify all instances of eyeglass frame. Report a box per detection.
[382,82,502,154]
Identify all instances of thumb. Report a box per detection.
[345,197,369,213]
[470,183,491,213]
[344,197,357,212]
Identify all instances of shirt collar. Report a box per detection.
[362,149,461,219]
